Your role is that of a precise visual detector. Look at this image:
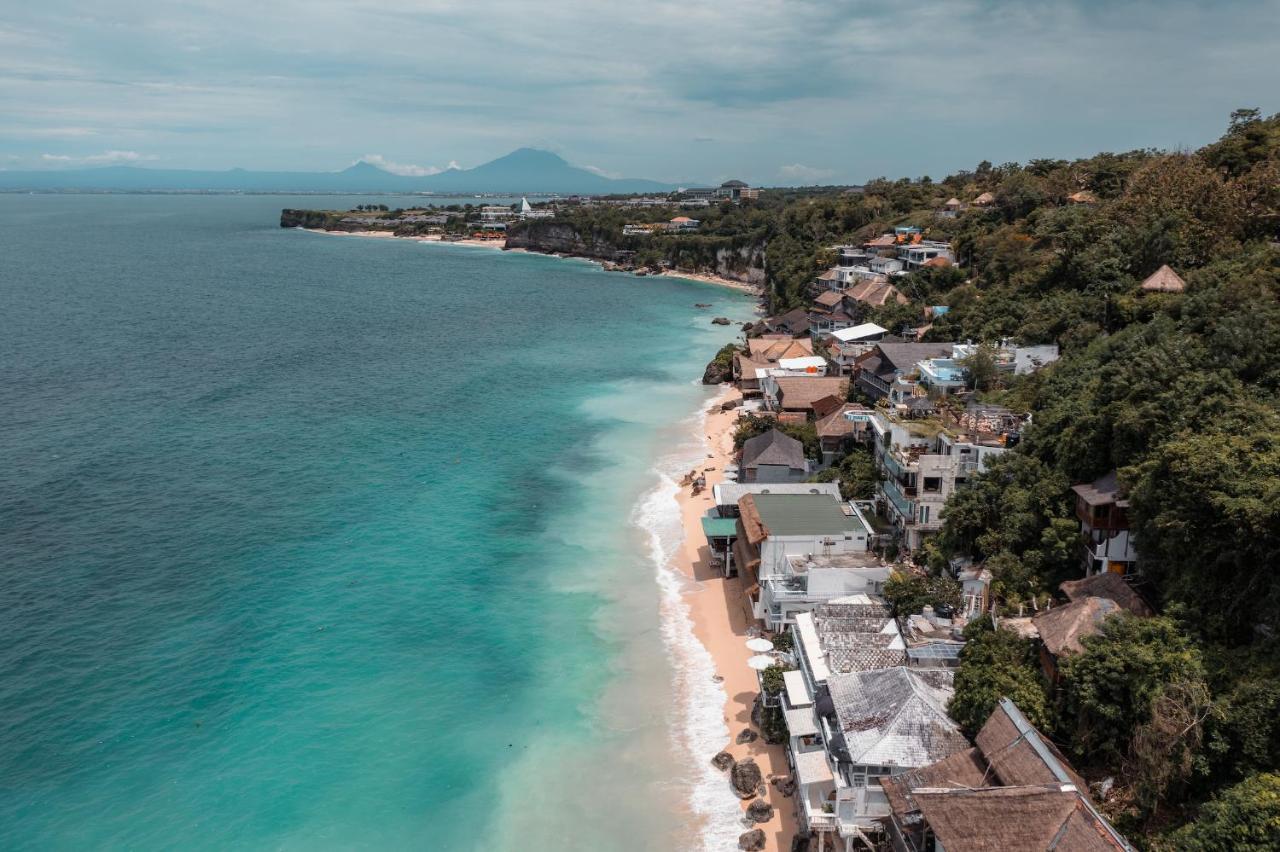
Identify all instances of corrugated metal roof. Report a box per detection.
[752,493,867,537]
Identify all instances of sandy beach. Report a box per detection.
[660,270,763,296]
[674,385,796,851]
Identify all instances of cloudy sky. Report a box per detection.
[3,0,1278,184]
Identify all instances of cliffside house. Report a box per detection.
[816,402,872,462]
[1030,573,1152,681]
[761,307,813,337]
[762,375,850,418]
[1139,263,1186,294]
[809,290,859,335]
[1072,470,1138,575]
[900,241,955,271]
[880,698,1133,852]
[622,223,656,236]
[971,191,996,207]
[939,197,964,218]
[667,216,700,232]
[740,428,808,484]
[865,409,1009,551]
[853,342,954,401]
[734,337,816,396]
[732,493,873,629]
[480,204,514,222]
[825,323,890,374]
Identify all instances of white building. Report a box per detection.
[733,493,874,629]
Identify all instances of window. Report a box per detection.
[920,505,930,524]
[923,476,942,493]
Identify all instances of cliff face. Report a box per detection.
[503,221,630,260]
[505,220,766,284]
[281,209,340,229]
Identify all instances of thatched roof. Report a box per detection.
[880,747,988,817]
[914,785,1131,851]
[1032,596,1121,658]
[1067,190,1098,204]
[944,197,963,208]
[975,699,1088,792]
[1059,573,1153,617]
[737,494,769,546]
[972,191,995,205]
[773,376,849,411]
[741,428,805,473]
[748,337,813,362]
[816,402,868,439]
[1140,264,1186,293]
[814,289,846,308]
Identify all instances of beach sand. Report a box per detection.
[660,270,762,296]
[674,386,797,851]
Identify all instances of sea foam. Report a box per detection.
[631,401,743,852]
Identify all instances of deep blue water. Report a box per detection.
[0,195,753,849]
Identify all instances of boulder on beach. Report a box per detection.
[711,751,735,772]
[746,798,774,824]
[771,775,796,797]
[736,728,758,745]
[702,360,731,384]
[731,758,763,799]
[739,829,766,851]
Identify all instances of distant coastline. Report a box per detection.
[295,225,764,295]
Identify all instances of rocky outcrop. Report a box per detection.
[746,799,774,824]
[712,751,735,772]
[771,775,796,797]
[702,359,731,385]
[711,316,732,325]
[731,758,763,799]
[736,728,758,744]
[739,829,766,851]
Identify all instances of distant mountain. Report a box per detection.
[0,149,679,195]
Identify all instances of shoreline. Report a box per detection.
[297,227,761,295]
[671,385,796,851]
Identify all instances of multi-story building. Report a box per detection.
[863,411,1008,550]
[732,493,875,629]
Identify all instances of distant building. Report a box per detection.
[518,197,553,219]
[667,215,700,232]
[680,179,759,203]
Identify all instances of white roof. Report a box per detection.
[713,481,841,508]
[830,323,888,343]
[784,670,813,707]
[785,706,820,738]
[795,611,831,684]
[794,748,834,786]
[778,356,827,371]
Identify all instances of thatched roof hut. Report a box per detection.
[1140,264,1186,293]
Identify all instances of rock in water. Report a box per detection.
[731,758,763,799]
[711,316,731,325]
[746,799,774,824]
[739,829,766,851]
[711,751,736,772]
[736,728,758,744]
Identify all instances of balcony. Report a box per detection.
[881,479,916,524]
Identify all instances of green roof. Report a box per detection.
[752,494,867,537]
[701,516,740,538]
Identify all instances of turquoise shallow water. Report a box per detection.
[0,195,754,850]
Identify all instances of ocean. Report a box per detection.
[0,195,756,850]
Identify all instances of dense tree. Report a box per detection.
[949,618,1051,737]
[1163,773,1280,852]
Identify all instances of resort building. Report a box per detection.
[761,376,849,418]
[853,343,954,402]
[732,493,873,629]
[702,482,845,579]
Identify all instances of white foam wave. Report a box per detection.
[630,397,743,852]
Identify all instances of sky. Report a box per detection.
[2,0,1279,185]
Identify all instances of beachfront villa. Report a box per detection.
[739,428,809,483]
[702,482,844,577]
[732,493,875,629]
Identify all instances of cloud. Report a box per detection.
[778,163,836,182]
[39,150,156,166]
[580,164,621,179]
[356,154,442,176]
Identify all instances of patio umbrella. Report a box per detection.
[745,637,775,653]
[747,654,775,671]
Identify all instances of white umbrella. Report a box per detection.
[747,654,775,671]
[745,637,775,653]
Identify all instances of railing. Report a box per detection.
[806,812,838,832]
[881,479,916,523]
